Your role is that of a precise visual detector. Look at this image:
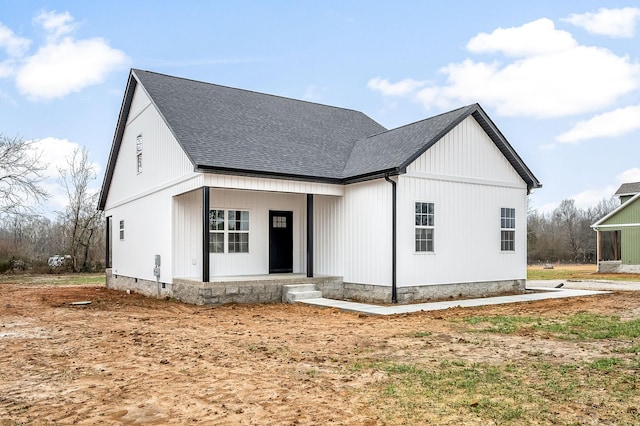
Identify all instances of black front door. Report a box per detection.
[269,211,293,273]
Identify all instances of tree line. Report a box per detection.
[0,134,624,273]
[0,135,104,273]
[528,197,619,264]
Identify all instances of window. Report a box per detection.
[228,210,249,253]
[501,208,515,251]
[119,220,125,240]
[209,209,249,253]
[415,202,434,252]
[209,210,224,253]
[272,215,287,228]
[136,134,143,174]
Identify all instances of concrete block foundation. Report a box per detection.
[106,269,173,299]
[106,270,343,306]
[106,269,526,306]
[344,279,526,304]
[597,261,640,274]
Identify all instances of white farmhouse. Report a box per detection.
[98,69,541,305]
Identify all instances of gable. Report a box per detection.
[103,84,194,209]
[406,116,525,185]
[599,197,640,227]
[99,70,541,210]
[132,69,386,181]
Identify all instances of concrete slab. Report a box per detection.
[300,287,610,315]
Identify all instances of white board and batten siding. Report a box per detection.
[314,179,393,286]
[397,116,528,287]
[173,188,308,279]
[105,85,194,283]
[106,84,346,283]
[171,176,345,280]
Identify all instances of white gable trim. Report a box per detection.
[404,171,526,189]
[592,191,640,228]
[105,172,202,210]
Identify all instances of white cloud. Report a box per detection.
[368,77,427,96]
[617,167,640,184]
[32,137,82,179]
[557,105,640,143]
[372,18,640,119]
[572,186,617,210]
[536,201,560,214]
[0,10,129,101]
[570,168,640,210]
[467,18,576,57]
[16,37,129,100]
[0,22,31,57]
[33,10,75,41]
[303,85,327,102]
[30,137,101,212]
[563,7,640,38]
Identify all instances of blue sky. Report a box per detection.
[1,1,639,216]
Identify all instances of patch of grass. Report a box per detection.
[359,356,639,424]
[589,357,621,371]
[58,275,105,285]
[0,273,105,286]
[407,331,432,338]
[536,313,640,340]
[613,344,640,354]
[464,312,640,340]
[527,264,640,281]
[464,315,541,334]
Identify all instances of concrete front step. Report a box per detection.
[286,290,323,303]
[282,284,322,303]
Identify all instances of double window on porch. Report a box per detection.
[209,209,249,253]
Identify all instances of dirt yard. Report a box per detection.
[1,276,640,425]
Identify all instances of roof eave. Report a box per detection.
[342,167,405,184]
[469,106,542,194]
[97,71,137,211]
[196,165,405,185]
[195,165,344,185]
[592,191,640,228]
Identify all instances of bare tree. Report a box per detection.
[553,199,583,261]
[0,134,49,217]
[57,146,104,272]
[528,196,620,264]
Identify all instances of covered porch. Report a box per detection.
[594,225,640,273]
[172,179,344,296]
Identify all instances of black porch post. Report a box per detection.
[202,186,210,282]
[105,216,111,269]
[307,194,314,278]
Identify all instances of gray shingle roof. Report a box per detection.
[98,69,541,210]
[343,105,476,179]
[134,69,386,180]
[615,182,640,196]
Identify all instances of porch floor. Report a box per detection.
[176,273,329,283]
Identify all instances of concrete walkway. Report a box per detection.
[300,286,611,316]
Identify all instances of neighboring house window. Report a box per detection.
[209,209,249,253]
[415,202,434,252]
[136,134,143,174]
[119,220,125,240]
[501,208,515,251]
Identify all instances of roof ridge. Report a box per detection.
[340,104,478,179]
[362,103,478,141]
[132,68,372,116]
